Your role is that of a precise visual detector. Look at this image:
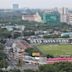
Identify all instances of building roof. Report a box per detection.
[61,32,72,35]
[15,40,32,50]
[5,39,14,47]
[47,57,72,64]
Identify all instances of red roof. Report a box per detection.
[16,40,32,50]
[47,57,72,64]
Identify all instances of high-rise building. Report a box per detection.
[13,4,19,10]
[59,8,68,23]
[67,12,72,25]
[43,11,60,26]
[59,8,72,25]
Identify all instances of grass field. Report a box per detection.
[37,44,72,56]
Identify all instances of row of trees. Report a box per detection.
[0,27,70,39]
[23,62,72,72]
[43,34,70,38]
[0,43,8,68]
[38,62,72,72]
[0,20,72,31]
[0,62,72,72]
[0,28,22,39]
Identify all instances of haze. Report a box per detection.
[0,0,72,9]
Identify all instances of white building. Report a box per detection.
[58,8,68,23]
[58,8,72,25]
[22,12,42,22]
[29,38,69,44]
[60,14,68,23]
[34,12,42,22]
[67,12,72,25]
[1,25,25,31]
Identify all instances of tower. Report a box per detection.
[13,4,19,10]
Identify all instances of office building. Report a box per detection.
[43,11,60,25]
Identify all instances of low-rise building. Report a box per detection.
[1,25,25,31]
[5,39,32,65]
[28,38,70,44]
[12,40,32,62]
[61,32,72,38]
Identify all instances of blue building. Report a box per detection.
[43,11,60,26]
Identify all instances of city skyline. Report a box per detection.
[0,0,72,9]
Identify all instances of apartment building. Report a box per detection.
[67,12,72,25]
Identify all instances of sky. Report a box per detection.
[0,0,72,9]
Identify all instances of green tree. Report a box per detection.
[0,28,11,38]
[10,69,21,72]
[46,54,54,58]
[25,48,38,56]
[0,44,8,68]
[0,43,4,50]
[24,69,35,72]
[39,62,72,72]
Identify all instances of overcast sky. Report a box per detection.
[0,0,72,9]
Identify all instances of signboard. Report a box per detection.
[32,52,40,57]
